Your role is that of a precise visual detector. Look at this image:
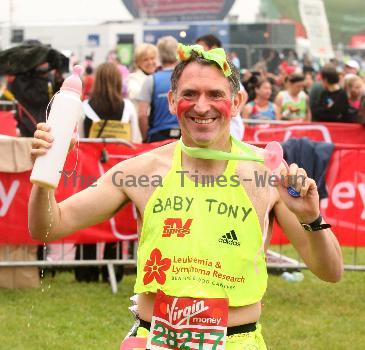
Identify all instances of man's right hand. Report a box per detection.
[31,123,77,163]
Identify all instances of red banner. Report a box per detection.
[271,144,365,246]
[1,140,365,246]
[0,141,162,245]
[0,111,17,136]
[244,122,365,144]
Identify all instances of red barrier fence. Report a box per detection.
[244,121,365,144]
[0,111,17,136]
[1,137,364,247]
[272,143,365,247]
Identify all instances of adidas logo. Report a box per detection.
[218,230,240,246]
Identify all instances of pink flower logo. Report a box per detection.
[143,248,171,285]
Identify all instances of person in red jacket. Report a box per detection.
[81,66,95,101]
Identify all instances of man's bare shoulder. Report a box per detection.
[113,141,177,176]
[236,142,280,208]
[236,142,265,174]
[242,142,265,157]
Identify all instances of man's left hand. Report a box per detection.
[277,163,320,224]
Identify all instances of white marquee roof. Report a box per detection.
[0,0,259,26]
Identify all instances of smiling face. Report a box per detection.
[137,50,157,75]
[348,79,364,99]
[168,62,243,149]
[255,81,272,100]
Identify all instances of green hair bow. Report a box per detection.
[176,43,232,77]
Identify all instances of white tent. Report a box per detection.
[0,0,133,26]
[0,0,259,26]
[0,0,260,63]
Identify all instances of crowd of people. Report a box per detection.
[29,39,343,350]
[1,34,364,142]
[0,32,349,349]
[77,34,365,143]
[1,36,363,284]
[242,57,365,124]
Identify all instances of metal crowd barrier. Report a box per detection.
[0,240,138,294]
[1,241,363,296]
[267,247,365,272]
[0,100,17,111]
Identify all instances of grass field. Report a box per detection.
[1,248,365,350]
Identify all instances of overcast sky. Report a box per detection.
[0,0,260,26]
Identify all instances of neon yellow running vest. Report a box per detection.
[134,142,268,307]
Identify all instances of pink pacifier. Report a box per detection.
[120,337,147,350]
[264,141,301,197]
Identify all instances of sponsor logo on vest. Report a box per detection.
[162,218,193,237]
[167,297,221,326]
[218,230,240,246]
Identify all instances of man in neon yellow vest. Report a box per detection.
[29,44,343,350]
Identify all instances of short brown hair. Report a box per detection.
[287,73,305,84]
[321,64,339,84]
[171,51,240,96]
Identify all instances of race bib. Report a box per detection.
[147,290,228,350]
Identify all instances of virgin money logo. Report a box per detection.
[167,298,209,326]
[162,218,193,237]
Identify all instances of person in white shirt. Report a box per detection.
[127,43,158,111]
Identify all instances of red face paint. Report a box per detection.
[177,99,195,119]
[176,99,232,119]
[209,99,232,119]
